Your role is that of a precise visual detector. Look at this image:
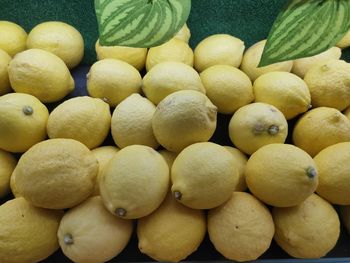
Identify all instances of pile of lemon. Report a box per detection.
[1,20,350,263]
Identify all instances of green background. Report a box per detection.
[0,0,349,64]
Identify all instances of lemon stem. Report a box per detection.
[22,106,34,116]
[116,208,127,217]
[64,233,74,245]
[268,125,279,135]
[174,191,182,201]
[306,167,317,179]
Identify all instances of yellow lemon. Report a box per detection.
[137,193,206,262]
[58,196,133,263]
[174,23,191,43]
[100,145,169,219]
[273,194,340,259]
[95,39,147,71]
[292,47,341,78]
[314,142,350,205]
[152,90,217,153]
[146,38,194,71]
[229,102,288,155]
[47,96,111,149]
[0,49,12,95]
[0,21,27,57]
[200,65,254,114]
[111,94,159,149]
[240,40,293,81]
[0,149,17,198]
[8,48,74,103]
[304,60,350,111]
[26,21,84,69]
[171,142,239,209]
[208,192,274,262]
[253,71,311,120]
[15,138,98,209]
[194,34,245,72]
[87,59,142,107]
[91,146,119,196]
[159,150,178,168]
[0,197,63,263]
[293,107,350,157]
[10,171,21,198]
[142,61,205,105]
[223,146,248,191]
[337,30,350,49]
[246,144,318,207]
[0,93,49,153]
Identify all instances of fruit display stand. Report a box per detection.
[1,0,350,262]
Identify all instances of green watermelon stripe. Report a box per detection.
[279,1,332,57]
[259,0,350,66]
[122,11,160,45]
[267,1,320,45]
[105,3,156,44]
[144,0,172,46]
[306,1,339,55]
[101,5,137,40]
[102,4,150,40]
[133,3,165,46]
[264,3,326,58]
[96,0,191,48]
[287,2,334,58]
[100,0,143,29]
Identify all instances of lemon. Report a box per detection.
[314,142,350,205]
[8,49,74,103]
[273,194,340,258]
[100,145,169,219]
[240,40,293,81]
[293,107,350,157]
[91,146,119,196]
[58,196,133,263]
[146,38,194,71]
[159,150,178,168]
[15,138,98,209]
[0,150,17,198]
[87,59,142,107]
[208,192,274,262]
[0,198,63,263]
[194,34,245,72]
[200,65,254,114]
[229,102,288,155]
[137,193,206,262]
[142,61,205,105]
[253,72,311,120]
[0,21,27,57]
[47,96,111,149]
[292,47,341,78]
[246,144,318,207]
[304,60,350,111]
[26,21,84,69]
[174,23,191,43]
[10,171,21,198]
[223,146,248,191]
[171,142,239,209]
[340,206,350,234]
[0,49,12,95]
[153,90,217,153]
[95,39,147,71]
[337,30,350,49]
[111,94,159,149]
[0,93,49,153]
